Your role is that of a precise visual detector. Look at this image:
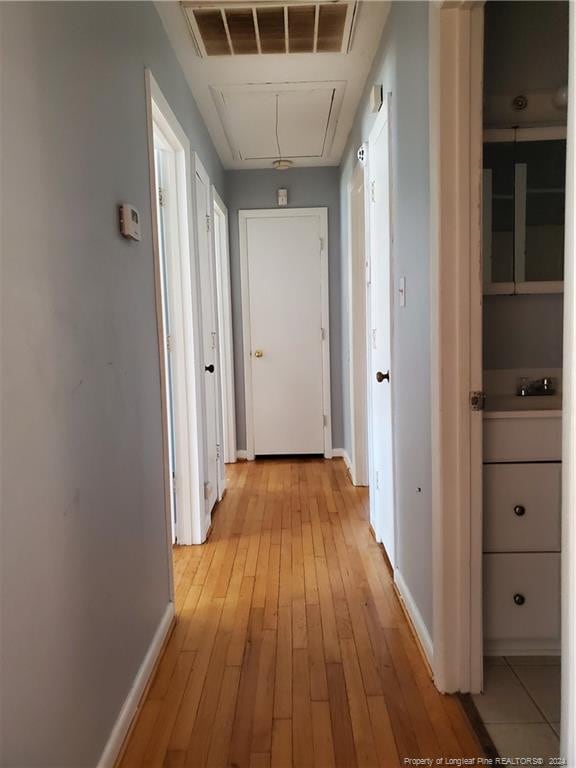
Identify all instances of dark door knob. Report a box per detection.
[514,505,526,517]
[376,371,390,383]
[513,593,526,606]
[205,364,215,373]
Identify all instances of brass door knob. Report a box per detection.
[254,350,264,358]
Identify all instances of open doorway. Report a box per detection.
[471,2,567,757]
[145,71,207,546]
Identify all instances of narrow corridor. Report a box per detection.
[119,459,482,766]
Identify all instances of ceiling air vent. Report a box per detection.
[181,2,357,57]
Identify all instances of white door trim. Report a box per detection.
[347,156,369,487]
[239,207,332,460]
[145,70,206,546]
[562,5,576,760]
[428,4,484,693]
[212,188,237,465]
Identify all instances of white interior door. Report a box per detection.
[242,210,330,456]
[368,102,395,565]
[195,161,221,513]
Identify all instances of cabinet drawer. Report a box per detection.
[484,415,561,462]
[484,553,560,649]
[484,463,561,553]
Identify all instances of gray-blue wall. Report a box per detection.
[484,294,564,370]
[339,2,433,636]
[226,167,343,450]
[0,3,224,765]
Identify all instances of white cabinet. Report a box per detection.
[484,463,561,553]
[484,412,562,462]
[483,411,562,655]
[483,128,566,296]
[484,553,561,654]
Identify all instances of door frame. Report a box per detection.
[239,207,332,460]
[562,4,576,760]
[145,70,207,546]
[347,153,370,487]
[428,3,484,693]
[212,188,237,465]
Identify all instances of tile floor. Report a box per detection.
[472,656,560,759]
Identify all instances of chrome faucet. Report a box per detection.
[517,376,556,397]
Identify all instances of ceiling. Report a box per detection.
[155,1,391,170]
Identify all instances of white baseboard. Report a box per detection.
[332,448,353,475]
[485,640,561,657]
[97,602,175,768]
[236,449,248,460]
[394,569,434,666]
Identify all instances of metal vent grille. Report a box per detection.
[181,2,357,56]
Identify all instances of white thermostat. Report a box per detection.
[277,188,288,207]
[119,204,141,241]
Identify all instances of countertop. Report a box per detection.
[484,393,562,417]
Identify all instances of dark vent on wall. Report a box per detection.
[182,2,357,57]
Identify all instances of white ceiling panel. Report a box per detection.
[213,83,339,161]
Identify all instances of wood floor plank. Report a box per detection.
[204,666,242,767]
[119,458,484,768]
[271,719,292,768]
[326,663,358,768]
[367,695,401,767]
[274,605,293,719]
[292,648,314,768]
[311,700,336,768]
[142,652,196,765]
[339,638,379,768]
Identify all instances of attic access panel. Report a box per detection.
[181,1,357,56]
[210,81,345,161]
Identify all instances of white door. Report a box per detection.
[195,161,221,513]
[242,210,330,456]
[368,102,395,565]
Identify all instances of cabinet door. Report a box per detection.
[514,139,566,284]
[483,142,515,291]
[483,463,561,553]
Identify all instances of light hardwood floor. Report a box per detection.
[119,458,483,767]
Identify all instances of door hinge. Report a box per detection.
[323,414,328,427]
[319,236,325,252]
[166,334,172,353]
[321,327,326,341]
[172,471,176,491]
[470,391,486,411]
[371,180,376,203]
[204,481,212,500]
[206,214,211,232]
[158,187,166,208]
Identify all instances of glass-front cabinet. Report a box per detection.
[483,129,566,294]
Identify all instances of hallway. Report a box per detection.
[119,458,482,767]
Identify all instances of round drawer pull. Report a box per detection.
[514,505,526,517]
[513,593,526,606]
